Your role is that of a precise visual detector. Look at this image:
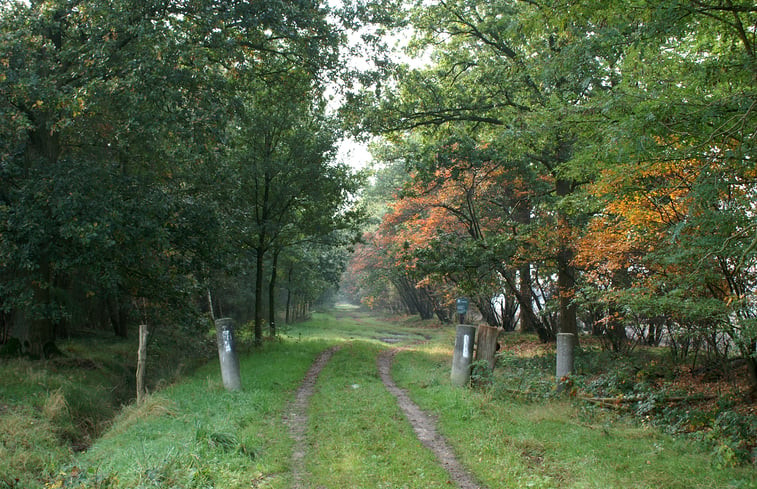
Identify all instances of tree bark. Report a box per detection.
[268,249,279,337]
[285,266,293,324]
[207,287,215,322]
[515,197,534,332]
[556,177,578,339]
[475,296,499,327]
[518,264,533,332]
[499,267,554,342]
[254,246,264,346]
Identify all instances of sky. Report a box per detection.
[335,135,374,171]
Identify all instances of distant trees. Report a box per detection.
[220,74,363,344]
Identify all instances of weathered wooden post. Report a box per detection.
[136,324,148,404]
[475,324,500,372]
[556,332,576,392]
[215,317,242,391]
[451,325,476,386]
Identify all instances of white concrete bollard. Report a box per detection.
[451,325,477,386]
[215,318,242,391]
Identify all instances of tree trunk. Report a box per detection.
[475,296,499,327]
[109,292,128,338]
[499,268,553,342]
[518,264,533,332]
[207,288,215,321]
[268,249,279,337]
[285,266,293,324]
[556,177,578,339]
[515,197,534,332]
[254,246,265,346]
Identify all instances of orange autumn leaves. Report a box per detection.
[575,158,700,284]
[574,149,755,303]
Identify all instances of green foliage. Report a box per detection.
[40,338,327,489]
[0,0,361,355]
[709,410,757,468]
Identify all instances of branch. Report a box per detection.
[579,393,717,409]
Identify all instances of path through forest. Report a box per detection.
[285,345,342,488]
[284,323,484,489]
[377,347,483,489]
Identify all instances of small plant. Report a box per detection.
[470,360,494,387]
[708,410,757,466]
[42,465,119,489]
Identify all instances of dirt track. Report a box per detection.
[284,346,341,488]
[377,348,483,489]
[284,342,483,489]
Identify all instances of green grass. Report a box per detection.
[0,336,137,487]
[284,308,431,345]
[10,308,755,488]
[391,331,757,489]
[67,339,332,489]
[306,341,451,488]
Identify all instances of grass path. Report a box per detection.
[285,346,341,488]
[378,347,484,489]
[44,307,756,489]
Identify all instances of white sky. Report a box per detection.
[327,1,431,173]
[335,135,373,171]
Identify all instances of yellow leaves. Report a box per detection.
[32,100,44,109]
[71,97,85,117]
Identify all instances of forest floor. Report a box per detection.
[5,306,756,488]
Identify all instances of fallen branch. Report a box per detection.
[580,393,717,409]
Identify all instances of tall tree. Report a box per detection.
[573,0,757,386]
[349,0,636,338]
[223,69,362,344]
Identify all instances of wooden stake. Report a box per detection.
[136,324,148,404]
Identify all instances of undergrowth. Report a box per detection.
[492,333,757,467]
[0,321,215,489]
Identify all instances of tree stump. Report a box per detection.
[475,325,500,372]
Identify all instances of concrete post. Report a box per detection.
[215,318,242,391]
[556,332,576,391]
[451,325,476,386]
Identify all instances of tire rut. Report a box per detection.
[378,348,485,489]
[284,346,341,489]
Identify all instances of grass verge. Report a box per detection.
[0,335,136,488]
[9,308,755,489]
[45,338,331,489]
[391,328,757,489]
